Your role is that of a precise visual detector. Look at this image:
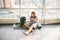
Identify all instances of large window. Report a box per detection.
[0,0,60,24]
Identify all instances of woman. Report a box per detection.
[24,11,38,35]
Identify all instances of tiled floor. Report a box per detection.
[0,24,60,40]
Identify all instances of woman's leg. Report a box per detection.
[24,23,30,29]
[24,25,34,35]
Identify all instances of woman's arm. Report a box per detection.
[36,16,39,23]
[30,17,32,22]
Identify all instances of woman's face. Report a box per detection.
[31,11,35,17]
[31,13,35,17]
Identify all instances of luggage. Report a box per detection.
[20,17,26,26]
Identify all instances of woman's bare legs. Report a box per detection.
[24,25,34,35]
[24,23,30,29]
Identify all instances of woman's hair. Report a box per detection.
[31,11,35,14]
[30,11,36,18]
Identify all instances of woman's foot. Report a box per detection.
[23,32,29,36]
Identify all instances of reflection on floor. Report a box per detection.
[0,24,60,40]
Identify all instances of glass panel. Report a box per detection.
[45,9,58,24]
[11,0,19,8]
[0,9,19,19]
[46,0,57,8]
[57,10,60,18]
[45,9,57,19]
[3,0,19,8]
[0,0,4,8]
[56,0,60,8]
[20,0,44,8]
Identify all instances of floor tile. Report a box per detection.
[16,35,24,40]
[0,24,60,40]
[1,35,17,40]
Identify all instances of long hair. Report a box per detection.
[30,11,36,18]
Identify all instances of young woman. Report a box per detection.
[24,11,38,35]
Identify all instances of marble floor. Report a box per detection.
[0,24,60,40]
